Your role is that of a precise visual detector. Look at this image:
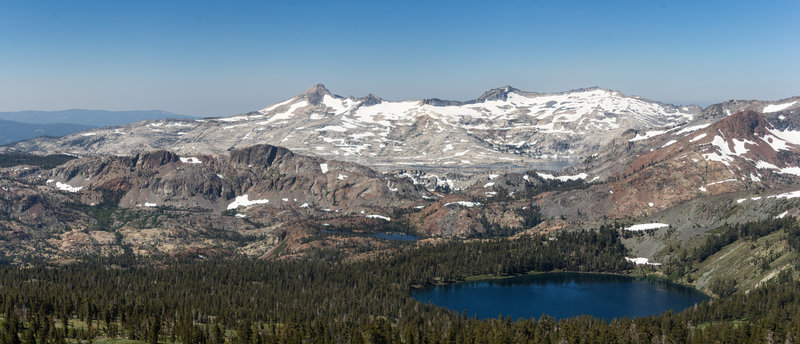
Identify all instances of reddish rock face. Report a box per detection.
[539,110,800,220]
[134,151,180,169]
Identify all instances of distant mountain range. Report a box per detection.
[7,85,799,183]
[2,85,704,170]
[0,109,195,127]
[0,120,94,145]
[0,109,195,145]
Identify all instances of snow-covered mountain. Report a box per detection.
[7,84,698,173]
[9,85,799,175]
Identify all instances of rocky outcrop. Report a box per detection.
[538,110,800,221]
[42,143,431,215]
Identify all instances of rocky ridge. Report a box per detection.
[10,84,704,174]
[3,87,800,268]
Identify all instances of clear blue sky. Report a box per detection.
[1,0,798,117]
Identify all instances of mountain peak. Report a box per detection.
[714,110,772,138]
[298,84,333,104]
[360,94,383,106]
[476,86,521,102]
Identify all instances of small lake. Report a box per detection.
[370,232,420,241]
[411,272,709,320]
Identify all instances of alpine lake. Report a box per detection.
[411,272,709,320]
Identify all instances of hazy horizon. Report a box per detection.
[2,0,798,117]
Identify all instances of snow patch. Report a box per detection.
[536,172,587,182]
[320,163,329,174]
[706,179,737,186]
[762,129,800,151]
[179,157,202,164]
[768,190,800,200]
[661,139,677,148]
[703,135,748,166]
[629,130,667,142]
[366,214,391,221]
[227,195,269,210]
[316,125,348,132]
[625,257,662,266]
[756,161,780,170]
[444,201,482,208]
[265,100,309,123]
[689,133,707,142]
[779,167,800,176]
[675,124,711,135]
[625,223,669,231]
[258,98,295,113]
[763,101,797,113]
[55,182,82,193]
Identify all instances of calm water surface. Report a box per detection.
[411,272,709,320]
[371,232,420,241]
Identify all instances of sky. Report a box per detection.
[1,0,799,117]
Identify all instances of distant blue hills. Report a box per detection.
[0,109,195,127]
[0,109,196,145]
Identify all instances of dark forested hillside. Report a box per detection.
[1,227,800,343]
[0,152,75,169]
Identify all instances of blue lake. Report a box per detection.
[411,272,709,320]
[371,232,420,241]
